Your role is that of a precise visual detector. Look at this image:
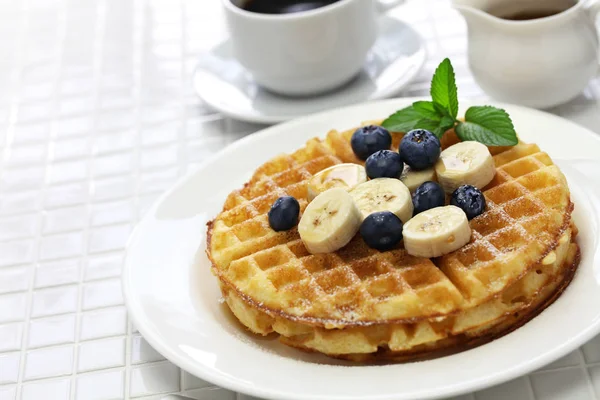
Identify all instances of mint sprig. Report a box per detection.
[382,58,518,146]
[430,58,459,119]
[456,106,518,146]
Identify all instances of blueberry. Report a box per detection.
[450,185,486,220]
[350,125,392,160]
[268,196,300,231]
[412,181,445,215]
[359,211,403,251]
[365,150,404,179]
[399,129,441,170]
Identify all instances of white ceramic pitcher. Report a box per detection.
[453,0,600,109]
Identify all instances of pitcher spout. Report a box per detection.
[451,0,505,24]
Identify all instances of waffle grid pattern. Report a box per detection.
[211,134,572,329]
[1,0,600,398]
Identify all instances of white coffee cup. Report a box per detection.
[223,0,404,96]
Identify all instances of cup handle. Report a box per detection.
[375,0,405,13]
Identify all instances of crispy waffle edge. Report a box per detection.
[205,199,575,328]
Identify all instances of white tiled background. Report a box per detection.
[0,0,599,399]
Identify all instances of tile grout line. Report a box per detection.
[576,348,598,400]
[523,374,537,400]
[124,0,146,397]
[67,0,107,397]
[14,0,59,395]
[176,0,188,394]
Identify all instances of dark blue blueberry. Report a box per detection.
[359,211,403,251]
[399,129,441,170]
[412,181,445,215]
[268,196,300,231]
[450,185,486,220]
[365,150,404,179]
[350,125,392,160]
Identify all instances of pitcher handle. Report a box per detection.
[586,0,600,18]
[585,0,600,74]
[375,0,405,13]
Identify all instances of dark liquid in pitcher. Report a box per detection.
[490,0,576,20]
[239,0,339,14]
[501,9,565,20]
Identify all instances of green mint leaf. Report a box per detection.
[433,102,453,119]
[382,103,457,138]
[430,58,459,119]
[382,105,441,133]
[412,101,442,120]
[455,106,518,146]
[433,116,456,138]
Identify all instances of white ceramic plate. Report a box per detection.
[123,99,600,400]
[192,17,426,124]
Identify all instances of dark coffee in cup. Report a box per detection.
[238,0,339,14]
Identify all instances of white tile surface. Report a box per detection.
[583,336,600,364]
[589,366,600,398]
[82,278,123,310]
[79,306,128,341]
[88,224,132,254]
[90,200,134,227]
[539,349,583,371]
[0,240,36,268]
[474,377,533,400]
[131,334,165,365]
[21,378,71,400]
[44,182,89,209]
[31,285,79,318]
[84,252,124,281]
[28,314,76,348]
[47,160,88,185]
[43,206,88,234]
[24,346,74,380]
[50,137,90,162]
[0,214,39,241]
[0,386,16,400]
[0,292,28,323]
[39,232,85,260]
[0,266,31,295]
[182,371,211,391]
[76,369,125,400]
[0,352,20,384]
[77,337,126,372]
[530,369,593,400]
[0,323,23,352]
[0,191,40,216]
[130,361,180,397]
[35,258,81,289]
[0,0,598,399]
[183,387,237,400]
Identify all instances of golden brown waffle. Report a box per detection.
[208,131,573,319]
[206,123,578,360]
[218,229,575,358]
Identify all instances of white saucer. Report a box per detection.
[193,17,426,123]
[123,98,600,400]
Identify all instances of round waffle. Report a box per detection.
[206,124,578,360]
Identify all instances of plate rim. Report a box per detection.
[123,97,600,400]
[191,17,427,124]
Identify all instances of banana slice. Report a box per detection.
[435,141,496,193]
[298,188,362,254]
[349,178,413,223]
[400,165,437,193]
[403,205,471,258]
[307,163,367,201]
